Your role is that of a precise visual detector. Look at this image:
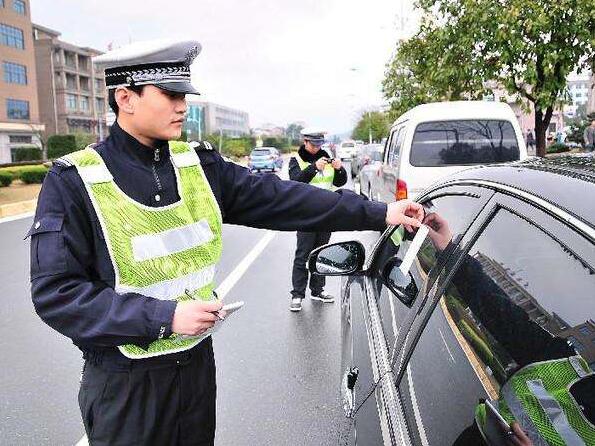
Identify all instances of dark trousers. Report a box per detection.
[291,231,331,298]
[79,339,216,446]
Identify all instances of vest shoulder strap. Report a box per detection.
[169,141,201,169]
[63,146,113,184]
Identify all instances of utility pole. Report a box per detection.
[197,106,202,140]
[218,128,223,153]
[368,110,372,143]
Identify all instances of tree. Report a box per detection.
[285,122,304,145]
[351,111,391,142]
[383,26,488,121]
[383,0,595,156]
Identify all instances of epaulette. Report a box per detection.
[195,141,214,151]
[52,156,74,168]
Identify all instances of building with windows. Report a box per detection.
[564,72,591,118]
[32,23,107,141]
[186,100,249,138]
[0,0,44,163]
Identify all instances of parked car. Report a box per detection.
[248,147,283,173]
[357,145,384,198]
[351,143,383,178]
[375,101,529,203]
[308,154,595,445]
[337,140,358,160]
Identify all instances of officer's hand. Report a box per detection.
[424,212,452,251]
[172,300,225,336]
[505,422,533,446]
[331,158,342,170]
[385,200,424,232]
[315,158,328,171]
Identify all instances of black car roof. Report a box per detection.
[441,154,595,227]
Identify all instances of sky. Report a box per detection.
[30,0,420,135]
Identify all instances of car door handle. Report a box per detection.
[341,367,359,418]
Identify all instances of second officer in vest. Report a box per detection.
[288,128,347,312]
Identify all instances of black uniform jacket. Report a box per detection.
[288,145,347,186]
[29,123,387,353]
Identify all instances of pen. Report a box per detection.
[184,289,225,321]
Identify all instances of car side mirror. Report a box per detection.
[308,241,365,276]
[381,257,418,307]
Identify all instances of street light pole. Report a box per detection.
[368,110,372,144]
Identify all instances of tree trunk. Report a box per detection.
[534,106,553,158]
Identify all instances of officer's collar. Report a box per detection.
[298,145,327,162]
[110,121,169,165]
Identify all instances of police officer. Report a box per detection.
[28,39,424,445]
[287,128,347,312]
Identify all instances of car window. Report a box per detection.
[251,149,271,156]
[388,125,406,167]
[410,120,520,167]
[398,208,595,446]
[374,193,486,357]
[371,151,383,162]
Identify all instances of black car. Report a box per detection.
[309,155,595,445]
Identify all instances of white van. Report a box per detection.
[336,140,358,160]
[374,101,528,202]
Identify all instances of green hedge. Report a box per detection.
[17,166,48,184]
[47,133,96,159]
[546,143,570,154]
[0,171,13,187]
[12,147,43,162]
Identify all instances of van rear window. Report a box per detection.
[251,149,271,156]
[410,120,520,167]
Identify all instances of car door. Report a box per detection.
[342,186,494,445]
[340,259,391,445]
[394,192,595,446]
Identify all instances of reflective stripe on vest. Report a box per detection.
[65,141,223,359]
[492,356,594,446]
[296,154,335,190]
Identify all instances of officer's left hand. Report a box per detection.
[331,158,342,170]
[385,200,424,231]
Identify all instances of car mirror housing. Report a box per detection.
[382,257,418,307]
[308,241,365,276]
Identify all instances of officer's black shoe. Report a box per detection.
[310,292,335,303]
[289,297,303,312]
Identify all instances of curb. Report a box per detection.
[0,199,37,219]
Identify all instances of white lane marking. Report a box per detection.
[406,364,430,446]
[74,229,277,445]
[215,230,276,299]
[0,211,34,224]
[439,328,456,363]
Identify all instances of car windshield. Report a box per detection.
[410,120,520,167]
[251,149,271,156]
[342,143,355,148]
[371,151,383,161]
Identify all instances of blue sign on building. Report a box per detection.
[184,104,205,140]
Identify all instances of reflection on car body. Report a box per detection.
[308,155,595,445]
